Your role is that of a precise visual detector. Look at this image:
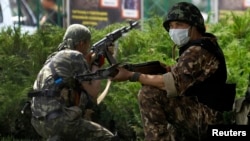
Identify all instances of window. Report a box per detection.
[9,0,36,26]
[0,4,3,23]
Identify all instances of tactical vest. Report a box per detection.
[179,33,236,112]
[48,60,91,107]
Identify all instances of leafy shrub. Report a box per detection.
[0,11,249,140]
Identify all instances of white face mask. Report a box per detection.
[169,28,190,47]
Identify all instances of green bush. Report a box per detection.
[0,11,249,140]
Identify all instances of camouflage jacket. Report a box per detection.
[31,49,91,118]
[171,33,234,112]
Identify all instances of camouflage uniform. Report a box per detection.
[138,2,233,141]
[138,44,225,140]
[30,24,116,141]
[234,80,250,125]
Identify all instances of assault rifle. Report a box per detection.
[75,61,167,81]
[91,21,139,65]
[76,21,166,81]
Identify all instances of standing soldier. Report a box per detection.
[40,0,63,27]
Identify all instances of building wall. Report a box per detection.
[219,0,245,10]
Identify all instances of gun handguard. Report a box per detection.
[122,61,167,74]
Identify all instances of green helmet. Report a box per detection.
[62,24,91,49]
[163,2,205,34]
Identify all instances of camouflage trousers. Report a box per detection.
[138,85,225,141]
[31,106,116,141]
